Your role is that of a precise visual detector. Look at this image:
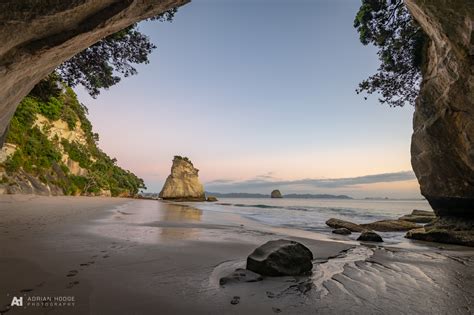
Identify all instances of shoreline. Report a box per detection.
[0,195,473,314]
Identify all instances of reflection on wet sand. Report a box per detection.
[158,204,203,240]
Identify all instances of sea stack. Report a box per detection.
[159,156,206,201]
[271,190,283,198]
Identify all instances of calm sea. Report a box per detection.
[190,198,433,244]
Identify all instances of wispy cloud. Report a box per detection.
[205,171,416,191]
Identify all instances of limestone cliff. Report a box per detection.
[159,156,205,201]
[0,0,188,146]
[405,0,474,217]
[0,83,145,196]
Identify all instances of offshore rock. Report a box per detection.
[246,239,313,276]
[159,156,205,201]
[326,218,365,232]
[399,209,436,223]
[405,0,474,217]
[360,220,419,232]
[406,217,474,247]
[271,190,283,198]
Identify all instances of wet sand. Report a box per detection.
[0,195,473,314]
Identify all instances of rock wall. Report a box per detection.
[405,0,474,217]
[0,0,188,146]
[159,156,205,201]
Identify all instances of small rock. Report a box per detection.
[206,196,218,202]
[271,190,283,198]
[246,239,313,276]
[230,296,240,305]
[357,230,383,242]
[332,228,351,235]
[219,268,263,285]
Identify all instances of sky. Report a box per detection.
[76,0,421,199]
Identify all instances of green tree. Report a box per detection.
[56,8,177,97]
[354,0,427,107]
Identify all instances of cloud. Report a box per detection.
[205,171,416,191]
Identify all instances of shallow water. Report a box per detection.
[186,198,432,245]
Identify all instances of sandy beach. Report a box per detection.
[0,195,473,314]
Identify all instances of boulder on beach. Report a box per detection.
[271,190,283,198]
[332,228,351,235]
[219,268,263,285]
[246,239,313,276]
[357,230,383,242]
[159,156,206,201]
[326,218,365,232]
[360,220,419,232]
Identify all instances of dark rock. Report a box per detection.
[271,190,283,198]
[206,196,218,202]
[219,268,263,285]
[406,217,474,247]
[326,218,364,232]
[361,220,419,232]
[405,0,474,218]
[332,228,351,235]
[357,231,383,242]
[246,239,313,276]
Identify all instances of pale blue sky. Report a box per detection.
[77,0,420,198]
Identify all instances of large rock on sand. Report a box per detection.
[246,239,313,276]
[271,190,283,198]
[159,156,205,201]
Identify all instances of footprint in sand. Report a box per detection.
[272,307,282,313]
[66,281,80,289]
[20,288,33,293]
[66,270,78,277]
[103,254,110,259]
[230,296,240,305]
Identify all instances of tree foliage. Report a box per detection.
[57,8,177,97]
[354,0,427,107]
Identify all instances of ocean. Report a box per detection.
[190,198,433,245]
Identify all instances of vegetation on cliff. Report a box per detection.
[1,78,145,196]
[354,0,427,107]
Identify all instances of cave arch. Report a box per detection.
[0,0,472,217]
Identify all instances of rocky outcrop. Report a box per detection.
[0,0,189,146]
[159,156,205,201]
[327,217,419,232]
[361,220,419,232]
[406,217,474,247]
[357,231,383,242]
[270,190,282,198]
[399,209,436,223]
[405,0,474,217]
[246,239,313,276]
[326,218,365,232]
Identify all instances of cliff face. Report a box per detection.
[0,0,188,146]
[405,0,474,217]
[0,84,145,196]
[159,156,205,201]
